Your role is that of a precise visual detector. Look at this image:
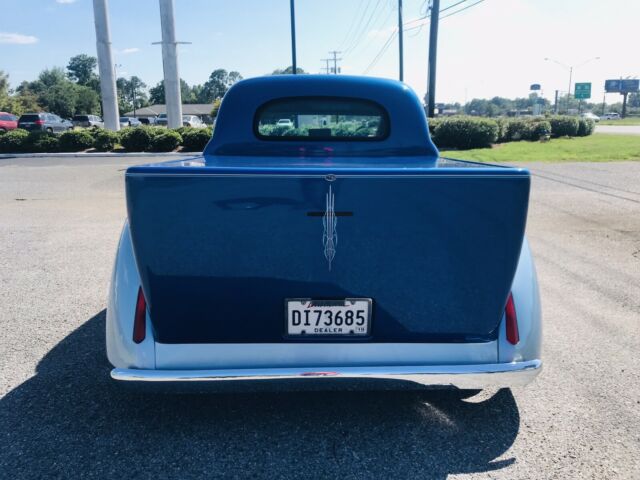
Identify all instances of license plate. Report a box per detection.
[286,298,372,336]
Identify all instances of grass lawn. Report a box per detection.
[598,118,640,126]
[440,134,640,163]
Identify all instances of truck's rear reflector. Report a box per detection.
[505,292,519,345]
[133,287,147,343]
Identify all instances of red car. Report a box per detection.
[0,112,18,132]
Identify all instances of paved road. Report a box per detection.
[596,124,640,135]
[1,156,639,479]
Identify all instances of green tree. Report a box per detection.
[75,85,100,114]
[200,69,243,102]
[149,78,200,104]
[271,66,307,75]
[117,76,148,114]
[67,54,98,86]
[39,81,78,118]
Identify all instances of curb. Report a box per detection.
[0,152,199,158]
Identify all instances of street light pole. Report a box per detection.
[398,0,404,81]
[290,0,297,74]
[545,56,600,113]
[426,0,440,118]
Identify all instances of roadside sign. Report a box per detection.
[606,79,640,93]
[621,79,639,92]
[530,83,541,91]
[574,82,591,99]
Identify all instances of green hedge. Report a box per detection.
[119,127,152,152]
[93,129,120,151]
[149,130,182,152]
[181,127,212,151]
[548,115,579,137]
[59,129,95,152]
[577,118,595,136]
[24,131,60,153]
[0,129,29,153]
[432,117,499,149]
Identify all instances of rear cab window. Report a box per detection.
[255,97,389,141]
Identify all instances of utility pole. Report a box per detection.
[545,56,599,114]
[321,58,331,74]
[328,51,342,74]
[157,0,183,129]
[398,0,404,81]
[92,0,119,131]
[554,90,559,114]
[290,0,297,74]
[426,0,440,117]
[567,66,573,113]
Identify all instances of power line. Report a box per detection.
[341,0,375,53]
[343,0,384,55]
[337,0,367,50]
[404,0,486,32]
[439,0,486,20]
[362,28,397,74]
[343,2,394,60]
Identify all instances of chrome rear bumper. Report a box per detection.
[111,359,541,390]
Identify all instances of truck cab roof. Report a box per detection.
[204,75,439,159]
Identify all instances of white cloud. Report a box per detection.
[56,0,78,4]
[119,47,141,54]
[0,32,39,44]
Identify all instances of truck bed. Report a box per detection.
[125,155,530,344]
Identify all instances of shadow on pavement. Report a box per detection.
[0,310,521,479]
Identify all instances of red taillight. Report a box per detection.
[34,119,44,125]
[505,292,519,345]
[133,287,147,343]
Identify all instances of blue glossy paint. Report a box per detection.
[124,75,531,344]
[204,75,439,159]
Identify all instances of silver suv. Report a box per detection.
[72,114,104,129]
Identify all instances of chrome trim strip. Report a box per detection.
[112,359,541,389]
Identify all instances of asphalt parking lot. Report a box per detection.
[1,155,639,479]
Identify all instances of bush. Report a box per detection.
[527,119,552,139]
[504,118,529,141]
[548,115,579,137]
[59,129,95,152]
[432,116,499,149]
[93,129,120,151]
[577,118,595,136]
[149,130,182,152]
[23,131,60,153]
[427,117,442,138]
[0,128,29,153]
[120,127,152,151]
[494,117,509,143]
[181,128,212,151]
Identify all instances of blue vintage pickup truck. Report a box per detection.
[107,75,541,389]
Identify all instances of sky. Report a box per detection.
[0,0,638,105]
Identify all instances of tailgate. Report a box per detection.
[126,166,529,344]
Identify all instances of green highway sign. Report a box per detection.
[575,82,592,99]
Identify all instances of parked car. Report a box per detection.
[603,112,620,120]
[72,114,104,129]
[119,117,142,128]
[138,117,157,125]
[108,76,542,391]
[581,112,600,122]
[155,113,168,126]
[18,113,73,133]
[182,115,206,128]
[277,118,294,127]
[0,112,18,132]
